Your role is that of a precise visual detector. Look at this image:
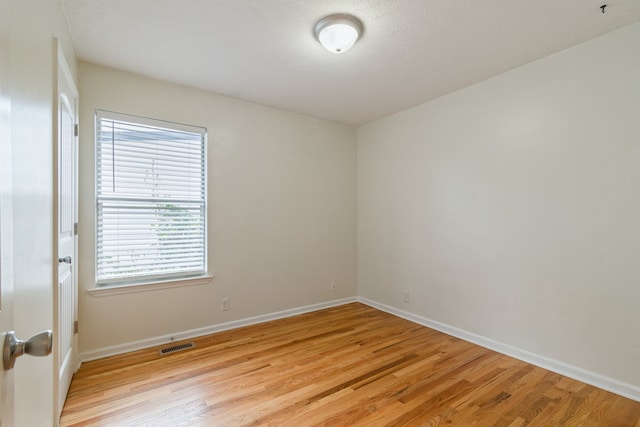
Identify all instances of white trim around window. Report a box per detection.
[95,110,208,288]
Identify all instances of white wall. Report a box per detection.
[78,63,357,355]
[8,0,77,425]
[358,23,640,392]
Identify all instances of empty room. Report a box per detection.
[1,1,640,426]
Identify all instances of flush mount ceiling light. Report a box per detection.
[314,14,363,54]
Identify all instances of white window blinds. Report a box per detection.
[96,110,206,285]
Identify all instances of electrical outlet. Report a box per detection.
[330,280,337,292]
[221,297,230,311]
[402,290,410,304]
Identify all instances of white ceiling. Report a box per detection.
[61,0,640,126]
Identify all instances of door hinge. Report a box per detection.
[74,321,79,334]
[74,222,78,235]
[74,123,79,137]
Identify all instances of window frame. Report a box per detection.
[94,110,208,288]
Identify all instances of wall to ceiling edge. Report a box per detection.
[357,23,640,397]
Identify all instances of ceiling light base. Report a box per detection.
[314,14,363,54]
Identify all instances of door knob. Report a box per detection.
[58,256,72,264]
[3,330,53,370]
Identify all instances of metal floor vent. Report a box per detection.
[159,342,195,356]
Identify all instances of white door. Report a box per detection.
[56,44,78,417]
[2,6,71,425]
[0,0,15,423]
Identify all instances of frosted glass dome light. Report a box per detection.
[314,14,363,54]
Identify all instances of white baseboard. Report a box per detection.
[358,297,640,403]
[79,295,640,403]
[79,297,358,362]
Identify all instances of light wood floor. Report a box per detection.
[60,303,640,426]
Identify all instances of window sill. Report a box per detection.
[87,275,214,297]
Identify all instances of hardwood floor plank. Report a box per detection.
[60,303,640,426]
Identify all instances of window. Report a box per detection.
[96,110,207,286]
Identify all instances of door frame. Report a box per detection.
[53,40,79,418]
